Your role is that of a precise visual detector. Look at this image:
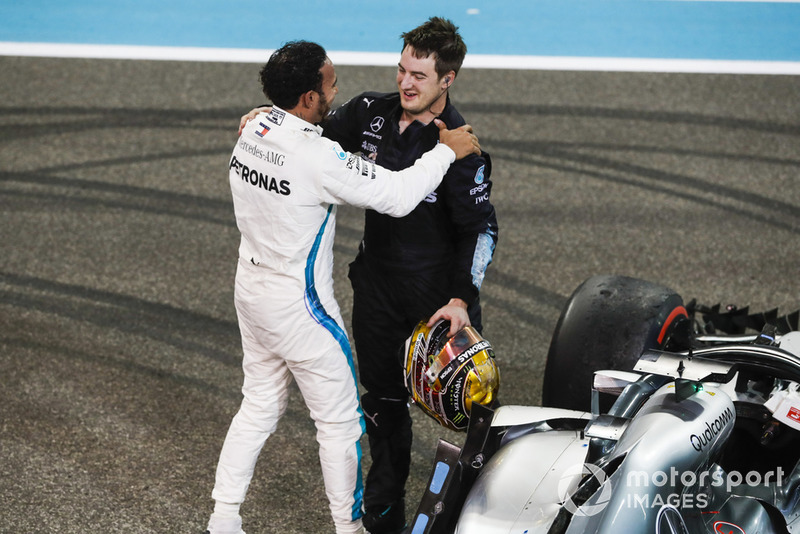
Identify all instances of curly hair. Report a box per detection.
[260,41,327,109]
[401,17,467,78]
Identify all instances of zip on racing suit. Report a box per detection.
[322,92,498,523]
[212,107,461,534]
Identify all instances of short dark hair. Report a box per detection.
[260,40,328,109]
[401,17,467,78]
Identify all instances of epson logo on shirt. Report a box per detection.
[470,183,488,196]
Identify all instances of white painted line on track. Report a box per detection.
[2,42,799,75]
[462,54,800,75]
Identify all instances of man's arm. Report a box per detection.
[431,153,499,336]
[316,120,480,217]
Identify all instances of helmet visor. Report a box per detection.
[424,326,489,387]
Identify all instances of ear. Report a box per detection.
[443,71,456,88]
[300,90,317,109]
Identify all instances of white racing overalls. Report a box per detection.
[211,107,456,534]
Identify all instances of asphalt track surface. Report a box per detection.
[1,56,799,533]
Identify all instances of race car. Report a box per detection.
[408,275,800,534]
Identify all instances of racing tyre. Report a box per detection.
[542,275,688,411]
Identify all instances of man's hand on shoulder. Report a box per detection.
[436,119,480,160]
[238,106,272,135]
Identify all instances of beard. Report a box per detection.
[315,92,332,125]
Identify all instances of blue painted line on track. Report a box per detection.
[1,0,799,62]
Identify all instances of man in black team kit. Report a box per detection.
[239,17,498,534]
[324,17,498,533]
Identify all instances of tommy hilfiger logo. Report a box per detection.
[255,122,271,137]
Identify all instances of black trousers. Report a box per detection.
[348,253,481,509]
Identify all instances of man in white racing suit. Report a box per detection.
[205,41,481,534]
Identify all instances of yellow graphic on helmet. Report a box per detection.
[403,319,500,431]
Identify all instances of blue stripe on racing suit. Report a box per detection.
[303,204,366,520]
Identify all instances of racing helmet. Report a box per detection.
[403,319,500,431]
